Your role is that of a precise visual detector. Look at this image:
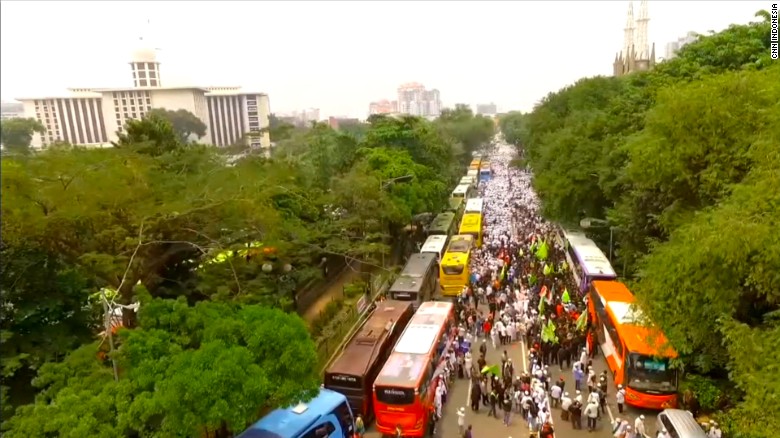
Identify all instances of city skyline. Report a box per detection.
[1,1,764,119]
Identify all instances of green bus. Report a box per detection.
[428,212,457,237]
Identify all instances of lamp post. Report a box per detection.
[379,174,414,191]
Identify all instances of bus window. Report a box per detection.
[332,401,354,438]
[442,264,465,275]
[375,386,416,405]
[303,421,337,438]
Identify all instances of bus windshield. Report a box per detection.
[375,386,416,405]
[626,353,678,394]
[442,264,465,275]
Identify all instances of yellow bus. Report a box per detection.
[439,235,474,297]
[469,158,481,170]
[458,212,483,247]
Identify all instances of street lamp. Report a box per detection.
[380,174,414,191]
[579,217,615,262]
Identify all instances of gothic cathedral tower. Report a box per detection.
[613,0,656,77]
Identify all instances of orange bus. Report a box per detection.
[324,300,415,424]
[373,301,455,437]
[588,280,679,410]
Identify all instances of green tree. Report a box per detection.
[146,108,207,142]
[435,104,495,160]
[3,298,319,438]
[0,118,45,155]
[267,113,297,142]
[498,111,529,147]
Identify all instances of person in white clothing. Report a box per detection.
[634,414,647,438]
[457,407,466,436]
[708,421,722,438]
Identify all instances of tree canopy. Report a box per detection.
[503,13,778,437]
[1,117,45,155]
[146,108,207,142]
[1,105,491,436]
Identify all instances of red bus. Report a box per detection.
[324,300,415,423]
[372,301,455,437]
[588,281,679,410]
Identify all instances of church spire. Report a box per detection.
[623,2,635,60]
[635,0,650,59]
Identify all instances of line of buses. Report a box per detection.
[238,158,493,438]
[557,229,680,410]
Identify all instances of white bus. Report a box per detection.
[466,169,479,179]
[459,176,476,189]
[451,184,473,199]
[465,198,483,214]
[420,234,448,264]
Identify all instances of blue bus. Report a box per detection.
[237,388,355,438]
[479,162,492,183]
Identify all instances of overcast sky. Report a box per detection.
[0,1,765,118]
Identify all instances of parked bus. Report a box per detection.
[387,254,439,306]
[445,197,464,219]
[237,388,355,438]
[450,184,473,200]
[479,162,492,182]
[373,302,456,437]
[458,213,483,247]
[420,234,448,264]
[439,235,473,296]
[324,301,415,424]
[459,176,476,190]
[562,230,617,292]
[469,158,481,170]
[427,213,457,237]
[464,198,483,214]
[588,280,679,410]
[466,169,478,181]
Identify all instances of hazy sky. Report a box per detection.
[0,1,765,118]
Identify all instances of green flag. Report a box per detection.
[535,240,549,261]
[543,263,552,276]
[562,288,571,304]
[529,273,537,286]
[538,297,545,314]
[542,320,558,344]
[576,311,588,332]
[481,364,501,377]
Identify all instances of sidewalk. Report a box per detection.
[302,267,362,323]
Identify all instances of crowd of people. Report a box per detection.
[443,144,653,438]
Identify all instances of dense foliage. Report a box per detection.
[500,13,778,437]
[1,107,492,436]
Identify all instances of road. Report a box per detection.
[363,319,660,438]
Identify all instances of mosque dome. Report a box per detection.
[131,43,157,63]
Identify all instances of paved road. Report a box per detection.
[363,327,660,438]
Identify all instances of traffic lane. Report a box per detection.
[437,334,532,438]
[543,349,659,438]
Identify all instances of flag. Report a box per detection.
[576,311,588,332]
[481,364,501,377]
[535,240,549,261]
[538,297,545,314]
[542,320,559,344]
[539,285,548,298]
[562,288,571,304]
[529,273,537,286]
[543,263,552,276]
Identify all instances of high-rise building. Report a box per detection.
[665,32,698,59]
[396,83,441,118]
[368,99,398,115]
[15,33,271,150]
[476,103,498,115]
[613,1,656,77]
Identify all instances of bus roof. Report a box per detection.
[393,302,452,354]
[447,235,473,253]
[465,198,483,213]
[452,184,470,196]
[592,281,677,358]
[459,213,481,231]
[326,301,414,378]
[429,213,455,232]
[400,254,437,277]
[375,352,430,386]
[459,176,474,184]
[237,388,346,438]
[466,169,478,177]
[421,235,448,254]
[571,239,616,278]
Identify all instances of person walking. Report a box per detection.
[457,407,466,436]
[584,399,599,432]
[616,384,626,413]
